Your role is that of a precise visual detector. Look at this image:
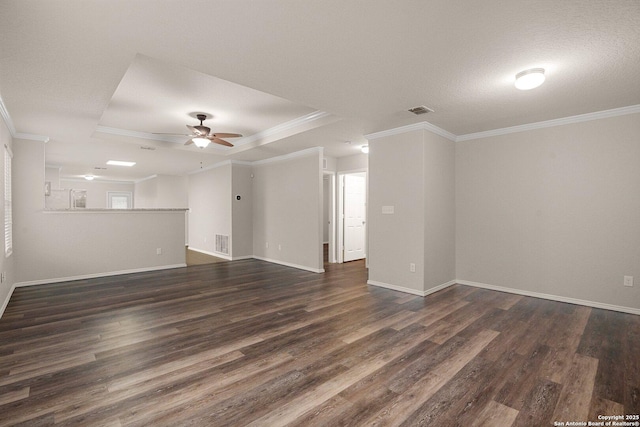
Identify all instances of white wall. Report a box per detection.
[45,166,60,189]
[368,130,427,293]
[323,176,330,243]
[60,179,134,209]
[135,174,187,208]
[423,131,456,290]
[252,149,323,272]
[456,113,640,310]
[231,163,253,258]
[13,139,186,285]
[368,129,455,295]
[0,117,15,316]
[337,153,368,172]
[134,176,156,208]
[187,163,232,256]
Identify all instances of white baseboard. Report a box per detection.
[0,283,17,319]
[367,279,456,297]
[188,247,254,262]
[252,256,324,273]
[13,264,187,288]
[456,279,640,316]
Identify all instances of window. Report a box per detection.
[107,191,132,209]
[4,145,12,257]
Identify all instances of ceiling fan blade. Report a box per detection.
[153,132,193,136]
[212,133,243,138]
[211,137,234,147]
[184,139,194,145]
[187,125,206,136]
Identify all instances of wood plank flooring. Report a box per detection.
[0,259,638,426]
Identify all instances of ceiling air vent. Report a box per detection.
[140,145,156,151]
[408,105,434,115]
[94,166,107,170]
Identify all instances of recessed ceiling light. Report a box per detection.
[361,145,369,154]
[192,137,210,149]
[84,175,95,181]
[515,68,545,90]
[107,160,136,167]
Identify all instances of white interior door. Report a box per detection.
[343,172,366,262]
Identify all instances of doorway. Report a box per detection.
[338,171,367,263]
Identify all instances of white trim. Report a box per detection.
[187,159,252,176]
[96,111,331,149]
[0,95,17,136]
[61,177,134,185]
[365,104,640,144]
[367,279,456,297]
[456,104,640,141]
[231,111,331,147]
[188,247,253,261]
[1,94,50,142]
[365,121,457,142]
[14,133,49,143]
[456,279,640,316]
[252,256,324,273]
[0,282,17,319]
[13,264,187,289]
[134,174,158,184]
[96,125,185,144]
[251,146,322,166]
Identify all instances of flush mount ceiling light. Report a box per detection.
[192,137,210,148]
[107,160,136,167]
[84,175,95,181]
[361,145,369,154]
[515,68,545,90]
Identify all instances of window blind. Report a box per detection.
[4,144,12,257]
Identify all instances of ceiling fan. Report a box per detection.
[155,114,242,148]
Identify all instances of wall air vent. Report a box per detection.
[408,105,434,115]
[215,234,229,255]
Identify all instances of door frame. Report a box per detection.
[337,169,367,264]
[323,171,337,263]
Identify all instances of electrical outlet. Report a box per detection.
[409,263,416,273]
[278,244,282,251]
[156,248,162,255]
[266,242,269,249]
[624,276,633,287]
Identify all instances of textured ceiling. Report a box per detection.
[0,0,638,180]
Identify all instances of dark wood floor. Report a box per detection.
[0,259,638,426]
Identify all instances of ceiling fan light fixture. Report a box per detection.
[515,68,545,90]
[192,137,210,148]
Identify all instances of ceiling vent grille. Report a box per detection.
[140,145,156,151]
[408,105,434,115]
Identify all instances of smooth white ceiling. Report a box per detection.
[0,0,638,181]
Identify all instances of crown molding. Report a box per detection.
[0,95,17,136]
[456,104,640,142]
[95,126,185,144]
[96,110,332,152]
[365,121,456,142]
[61,177,135,185]
[366,104,640,144]
[251,146,323,166]
[0,94,50,142]
[232,111,332,147]
[188,147,323,175]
